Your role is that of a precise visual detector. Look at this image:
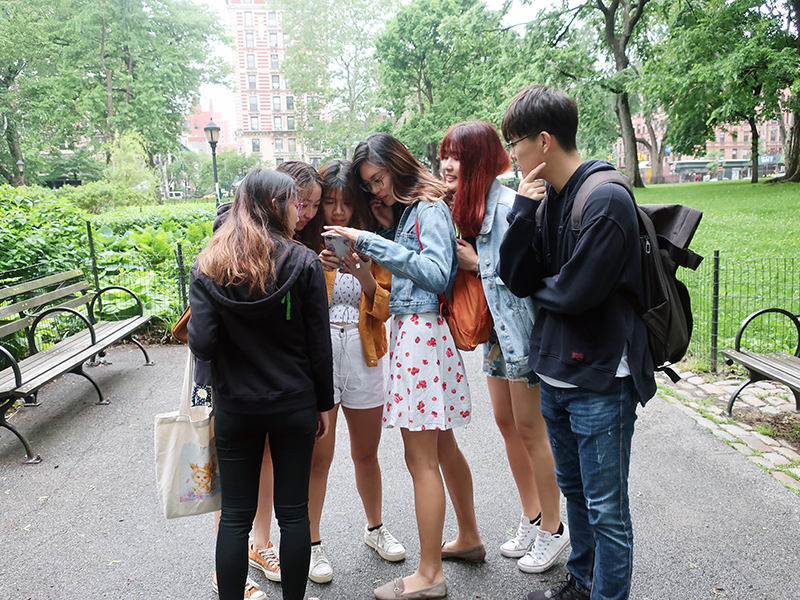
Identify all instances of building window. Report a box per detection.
[287,116,295,130]
[249,96,258,111]
[273,96,281,110]
[271,54,279,70]
[274,116,282,130]
[245,32,254,48]
[719,132,725,143]
[252,139,260,153]
[244,11,253,26]
[744,133,749,142]
[771,130,777,142]
[286,96,294,110]
[742,149,748,159]
[268,11,277,26]
[250,116,259,130]
[311,157,320,168]
[246,54,255,69]
[272,75,280,89]
[732,149,737,159]
[243,0,251,4]
[269,33,278,47]
[288,138,296,152]
[276,157,284,165]
[283,33,290,44]
[275,138,283,151]
[248,74,257,90]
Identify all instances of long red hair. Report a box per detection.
[440,121,510,238]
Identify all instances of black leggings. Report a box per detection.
[214,405,317,600]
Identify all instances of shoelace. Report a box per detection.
[311,545,330,564]
[244,580,261,598]
[510,520,535,548]
[378,527,400,549]
[254,546,280,571]
[549,579,574,599]
[530,532,555,562]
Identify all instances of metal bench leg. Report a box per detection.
[126,334,154,366]
[69,365,107,405]
[0,399,42,464]
[793,390,800,414]
[723,370,766,417]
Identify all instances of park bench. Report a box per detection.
[720,307,800,417]
[0,269,153,463]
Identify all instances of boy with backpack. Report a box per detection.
[497,85,657,600]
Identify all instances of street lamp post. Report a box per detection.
[204,120,221,207]
[15,160,25,186]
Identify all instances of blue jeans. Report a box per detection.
[214,406,318,600]
[539,378,638,600]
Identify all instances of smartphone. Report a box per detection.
[324,233,350,259]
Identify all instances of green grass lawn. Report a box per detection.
[632,178,800,260]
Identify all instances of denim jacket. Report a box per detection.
[355,199,457,315]
[480,180,538,377]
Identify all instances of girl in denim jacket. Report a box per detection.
[440,122,569,575]
[325,133,483,600]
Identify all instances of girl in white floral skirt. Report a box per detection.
[325,133,483,600]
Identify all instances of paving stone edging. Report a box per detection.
[655,370,800,493]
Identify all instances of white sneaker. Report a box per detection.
[212,572,268,600]
[500,514,541,558]
[308,544,333,583]
[517,522,571,574]
[364,524,406,561]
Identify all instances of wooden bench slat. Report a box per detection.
[721,349,800,390]
[0,269,84,301]
[0,282,92,319]
[0,295,93,338]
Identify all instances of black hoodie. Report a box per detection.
[188,238,334,416]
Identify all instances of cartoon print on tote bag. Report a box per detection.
[179,442,220,502]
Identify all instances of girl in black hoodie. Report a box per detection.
[188,168,334,600]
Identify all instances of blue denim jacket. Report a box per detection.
[355,199,457,315]
[480,180,538,377]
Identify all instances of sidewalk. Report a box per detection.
[656,367,800,493]
[1,344,799,600]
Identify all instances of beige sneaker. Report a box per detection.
[212,572,268,600]
[248,541,281,582]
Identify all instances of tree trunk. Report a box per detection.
[786,111,800,181]
[3,120,24,186]
[748,117,759,183]
[644,117,665,184]
[615,92,644,187]
[427,142,439,178]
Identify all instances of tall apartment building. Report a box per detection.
[226,0,323,168]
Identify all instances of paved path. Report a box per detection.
[1,344,799,600]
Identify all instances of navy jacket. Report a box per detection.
[188,238,334,416]
[497,160,656,404]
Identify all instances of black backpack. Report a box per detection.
[536,170,704,382]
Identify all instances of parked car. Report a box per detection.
[167,191,185,199]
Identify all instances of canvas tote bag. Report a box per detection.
[154,349,221,518]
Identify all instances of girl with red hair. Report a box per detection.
[440,121,570,575]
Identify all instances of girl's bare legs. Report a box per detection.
[509,381,561,534]
[397,428,446,593]
[308,404,340,543]
[252,441,274,549]
[341,405,384,527]
[487,376,541,520]
[437,430,483,553]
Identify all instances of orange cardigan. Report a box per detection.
[324,264,392,367]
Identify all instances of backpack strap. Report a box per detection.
[571,170,633,233]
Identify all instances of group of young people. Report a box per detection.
[187,84,656,600]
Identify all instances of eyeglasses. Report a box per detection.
[505,133,538,151]
[360,170,388,193]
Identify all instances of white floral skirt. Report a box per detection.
[383,312,471,431]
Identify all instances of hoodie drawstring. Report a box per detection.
[281,290,291,320]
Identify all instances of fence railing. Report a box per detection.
[2,242,798,373]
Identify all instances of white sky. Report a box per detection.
[193,0,553,125]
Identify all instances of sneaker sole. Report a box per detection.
[517,539,570,574]
[308,570,333,584]
[212,577,268,600]
[248,558,281,582]
[500,545,533,558]
[364,535,406,562]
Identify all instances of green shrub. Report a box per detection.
[0,184,90,278]
[57,180,154,214]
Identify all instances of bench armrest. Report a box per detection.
[0,343,22,388]
[734,307,800,356]
[27,307,96,354]
[89,286,145,324]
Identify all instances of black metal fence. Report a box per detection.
[2,241,798,373]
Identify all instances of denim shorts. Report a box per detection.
[483,336,539,386]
